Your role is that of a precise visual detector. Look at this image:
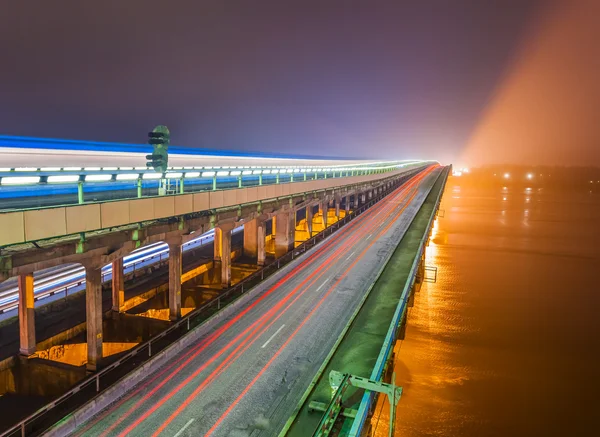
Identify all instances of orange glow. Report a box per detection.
[462,0,600,166]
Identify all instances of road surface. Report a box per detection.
[71,166,441,437]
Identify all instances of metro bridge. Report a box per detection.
[0,134,448,437]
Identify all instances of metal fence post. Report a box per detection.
[96,375,100,392]
[148,342,152,357]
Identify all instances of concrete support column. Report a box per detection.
[345,195,350,214]
[275,211,294,257]
[335,196,341,219]
[321,201,329,228]
[220,229,232,288]
[214,227,222,261]
[85,266,103,371]
[361,193,366,205]
[306,205,314,237]
[18,273,36,356]
[168,243,182,321]
[111,258,124,312]
[257,221,266,266]
[243,219,258,259]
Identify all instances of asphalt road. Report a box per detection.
[71,166,441,437]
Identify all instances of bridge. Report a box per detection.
[0,135,449,437]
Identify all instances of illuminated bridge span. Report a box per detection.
[0,135,448,437]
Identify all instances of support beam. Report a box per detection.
[257,221,266,266]
[243,218,258,259]
[168,243,182,321]
[214,227,222,261]
[18,273,36,356]
[275,211,294,257]
[111,258,124,312]
[220,229,232,288]
[321,201,328,228]
[306,205,314,237]
[85,266,102,371]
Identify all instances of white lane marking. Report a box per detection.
[173,419,195,437]
[366,234,373,240]
[346,250,356,261]
[262,324,286,349]
[316,281,328,292]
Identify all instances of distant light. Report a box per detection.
[252,170,262,175]
[165,172,183,178]
[134,166,147,170]
[202,171,216,177]
[48,175,79,183]
[262,170,271,174]
[242,170,253,175]
[216,171,229,176]
[116,173,140,181]
[452,171,463,177]
[84,167,101,171]
[504,173,510,179]
[64,167,82,171]
[86,174,112,182]
[503,197,507,201]
[1,176,40,185]
[14,167,38,172]
[0,168,11,172]
[462,167,470,173]
[103,167,118,171]
[230,170,241,176]
[527,173,534,180]
[40,167,62,171]
[142,173,162,180]
[184,172,201,178]
[119,167,133,170]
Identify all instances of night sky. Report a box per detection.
[3,0,595,165]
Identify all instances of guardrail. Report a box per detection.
[347,166,449,437]
[0,171,409,437]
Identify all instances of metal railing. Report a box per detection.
[348,166,449,437]
[0,172,413,437]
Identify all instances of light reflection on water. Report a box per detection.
[383,179,600,437]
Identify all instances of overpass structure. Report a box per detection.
[0,135,447,437]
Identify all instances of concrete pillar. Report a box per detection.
[361,193,366,204]
[335,196,341,219]
[243,219,258,259]
[306,205,314,237]
[345,195,350,214]
[257,221,266,266]
[168,243,182,321]
[85,266,103,371]
[321,201,328,228]
[220,229,232,288]
[18,273,36,356]
[214,227,222,261]
[275,211,294,257]
[111,258,124,312]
